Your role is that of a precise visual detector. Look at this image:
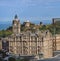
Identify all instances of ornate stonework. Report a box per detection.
[0,15,60,59]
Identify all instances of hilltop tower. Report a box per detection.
[24,20,30,27]
[12,15,20,34]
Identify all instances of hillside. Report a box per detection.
[0,21,60,37]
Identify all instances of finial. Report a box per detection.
[14,14,18,19]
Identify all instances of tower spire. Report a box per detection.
[14,14,18,19]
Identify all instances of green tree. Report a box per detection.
[8,57,16,61]
[0,30,12,37]
[0,57,3,61]
[0,50,7,58]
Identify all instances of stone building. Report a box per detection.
[0,38,2,50]
[1,31,52,58]
[1,15,60,59]
[23,20,30,27]
[54,35,60,50]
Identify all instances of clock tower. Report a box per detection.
[12,15,20,34]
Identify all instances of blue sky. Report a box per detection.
[0,0,60,24]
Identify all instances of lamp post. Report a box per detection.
[53,19,56,51]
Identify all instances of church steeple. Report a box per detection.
[12,15,21,34]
